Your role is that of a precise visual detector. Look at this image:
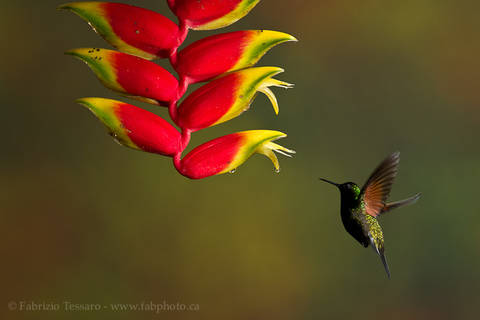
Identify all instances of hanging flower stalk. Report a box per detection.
[60,1,296,179]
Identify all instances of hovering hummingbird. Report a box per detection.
[320,152,420,278]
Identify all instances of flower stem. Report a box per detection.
[169,21,191,177]
[168,100,178,123]
[173,152,182,173]
[180,129,191,151]
[169,21,189,66]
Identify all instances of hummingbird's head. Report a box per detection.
[319,179,361,199]
[338,182,361,199]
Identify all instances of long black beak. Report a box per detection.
[319,178,339,187]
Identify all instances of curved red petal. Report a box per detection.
[60,2,181,59]
[168,0,259,30]
[116,102,181,156]
[112,52,179,104]
[77,97,181,156]
[176,72,240,131]
[175,30,296,83]
[179,133,244,179]
[104,2,180,58]
[175,31,247,83]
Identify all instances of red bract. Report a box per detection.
[63,1,295,179]
[178,130,295,179]
[59,2,181,60]
[176,67,293,132]
[175,30,297,83]
[77,97,181,156]
[65,48,178,105]
[167,0,260,30]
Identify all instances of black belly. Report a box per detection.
[341,214,369,247]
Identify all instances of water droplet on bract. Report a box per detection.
[274,168,280,173]
[109,132,123,145]
[229,169,236,174]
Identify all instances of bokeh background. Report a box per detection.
[2,0,480,319]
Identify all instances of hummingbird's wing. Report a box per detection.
[360,152,400,217]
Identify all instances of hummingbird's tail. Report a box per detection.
[381,193,421,215]
[378,249,391,279]
[370,238,391,279]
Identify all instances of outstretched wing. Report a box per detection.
[360,152,400,217]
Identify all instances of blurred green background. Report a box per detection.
[1,0,479,319]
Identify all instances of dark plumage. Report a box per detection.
[320,152,421,278]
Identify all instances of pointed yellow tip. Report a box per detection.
[275,31,298,43]
[241,66,284,78]
[75,97,99,111]
[57,2,84,12]
[57,2,74,10]
[75,97,117,112]
[64,48,88,59]
[57,2,92,11]
[270,66,285,75]
[75,96,96,106]
[75,97,88,105]
[64,48,112,68]
[64,48,92,64]
[76,97,100,116]
[254,30,298,43]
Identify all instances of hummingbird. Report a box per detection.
[319,152,420,278]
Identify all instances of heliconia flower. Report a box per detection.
[76,97,181,156]
[58,2,180,60]
[167,0,260,30]
[65,48,178,106]
[62,1,297,179]
[176,67,293,131]
[174,30,297,83]
[179,130,295,179]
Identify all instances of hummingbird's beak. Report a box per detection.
[319,178,339,187]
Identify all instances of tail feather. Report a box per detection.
[369,235,391,279]
[379,250,391,279]
[381,193,421,215]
